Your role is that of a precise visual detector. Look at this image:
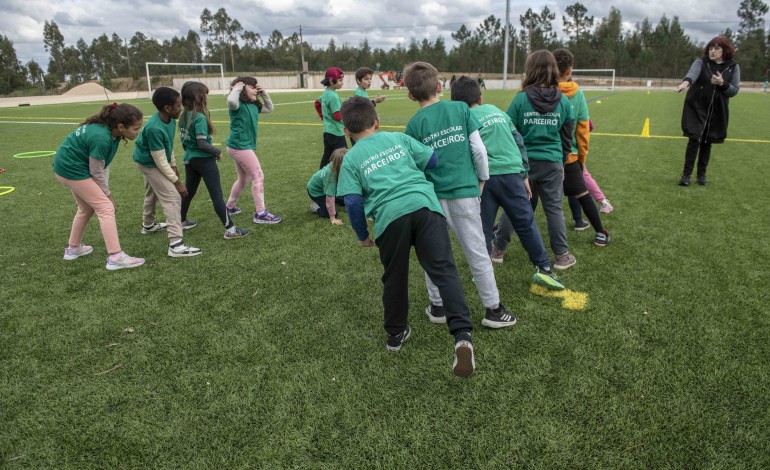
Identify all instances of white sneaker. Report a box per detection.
[599,199,613,214]
[106,252,145,270]
[309,202,320,213]
[168,242,202,258]
[141,222,168,234]
[63,244,93,260]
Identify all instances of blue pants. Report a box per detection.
[307,189,343,218]
[482,173,550,268]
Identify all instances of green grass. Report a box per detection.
[1,89,769,467]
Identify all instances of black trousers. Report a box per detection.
[181,157,232,228]
[682,138,712,177]
[319,132,347,169]
[375,208,473,337]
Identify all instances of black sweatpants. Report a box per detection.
[375,208,473,337]
[319,132,347,169]
[181,157,232,228]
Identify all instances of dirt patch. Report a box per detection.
[63,82,112,96]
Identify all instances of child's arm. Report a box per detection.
[260,89,274,114]
[343,193,373,246]
[326,195,342,225]
[227,83,243,111]
[314,99,323,120]
[511,126,529,175]
[88,158,110,196]
[195,137,221,159]
[575,119,590,165]
[150,149,187,196]
[469,130,489,190]
[560,120,575,164]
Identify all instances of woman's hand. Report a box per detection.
[676,81,690,93]
[711,71,724,86]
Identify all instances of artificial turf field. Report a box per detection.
[1,88,768,467]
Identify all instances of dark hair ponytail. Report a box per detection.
[82,103,143,130]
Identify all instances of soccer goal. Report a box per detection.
[145,62,226,96]
[571,69,615,90]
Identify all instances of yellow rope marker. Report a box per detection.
[530,284,588,311]
[0,186,16,197]
[641,118,650,137]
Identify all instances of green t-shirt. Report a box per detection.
[179,111,214,161]
[336,131,442,239]
[507,91,574,163]
[133,112,176,168]
[53,123,119,180]
[226,101,260,150]
[471,104,525,176]
[319,87,344,136]
[353,87,369,98]
[405,100,481,199]
[307,164,338,198]
[566,88,589,155]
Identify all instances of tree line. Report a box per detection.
[1,1,768,95]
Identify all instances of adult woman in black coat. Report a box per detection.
[676,36,740,186]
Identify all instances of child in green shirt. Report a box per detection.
[336,96,476,378]
[353,67,386,106]
[133,87,202,258]
[450,76,564,290]
[307,148,346,224]
[314,67,348,168]
[403,61,516,329]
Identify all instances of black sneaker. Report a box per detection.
[678,175,690,186]
[453,332,475,378]
[481,303,517,329]
[574,219,590,231]
[424,304,447,324]
[696,175,707,185]
[386,325,411,352]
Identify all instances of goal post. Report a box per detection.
[145,62,226,96]
[571,69,615,90]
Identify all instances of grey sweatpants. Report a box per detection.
[425,197,500,309]
[496,160,569,257]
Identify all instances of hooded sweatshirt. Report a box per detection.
[506,87,575,163]
[558,81,590,164]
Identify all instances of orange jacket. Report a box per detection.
[558,81,590,165]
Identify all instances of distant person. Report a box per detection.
[404,61,517,329]
[133,87,202,258]
[676,35,740,186]
[314,67,347,168]
[353,67,386,106]
[224,76,281,224]
[336,96,476,377]
[450,76,564,290]
[53,103,145,270]
[307,148,346,224]
[179,81,249,240]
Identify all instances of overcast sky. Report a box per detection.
[2,0,766,68]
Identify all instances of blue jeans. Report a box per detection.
[482,173,550,268]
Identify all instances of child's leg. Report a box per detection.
[139,165,183,242]
[225,147,249,209]
[307,189,331,218]
[56,175,121,254]
[530,161,569,256]
[479,176,502,254]
[140,168,159,227]
[431,197,500,310]
[493,212,515,251]
[564,162,604,234]
[181,163,202,221]
[412,209,473,336]
[375,212,418,336]
[497,174,551,268]
[232,149,265,212]
[582,166,606,202]
[568,196,583,222]
[194,157,232,228]
[320,132,347,169]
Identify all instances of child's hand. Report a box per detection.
[174,181,188,197]
[523,178,532,199]
[330,217,343,226]
[374,95,386,103]
[360,238,374,247]
[255,85,265,94]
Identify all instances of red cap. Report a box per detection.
[325,67,344,81]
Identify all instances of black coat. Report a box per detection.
[681,58,738,144]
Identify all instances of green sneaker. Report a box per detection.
[533,267,565,290]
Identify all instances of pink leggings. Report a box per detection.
[226,147,265,212]
[582,166,606,202]
[56,174,121,253]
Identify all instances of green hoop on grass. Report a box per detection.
[13,150,55,159]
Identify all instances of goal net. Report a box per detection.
[145,62,226,96]
[571,69,615,90]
